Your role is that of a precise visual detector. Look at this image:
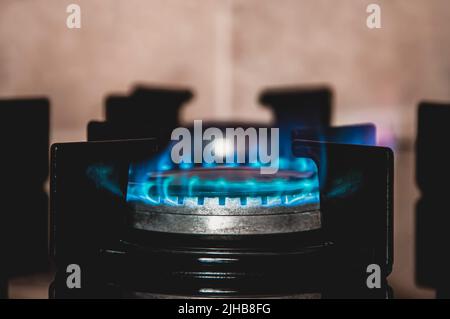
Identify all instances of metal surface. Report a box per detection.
[131,209,321,235]
[127,291,322,299]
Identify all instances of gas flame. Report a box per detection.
[126,144,320,209]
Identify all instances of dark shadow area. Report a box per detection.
[260,86,333,157]
[0,98,50,298]
[260,86,332,127]
[88,85,193,146]
[416,101,450,298]
[260,86,332,146]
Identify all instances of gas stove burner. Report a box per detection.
[50,138,393,299]
[126,156,321,235]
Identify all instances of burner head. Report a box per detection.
[127,163,321,235]
[104,122,321,235]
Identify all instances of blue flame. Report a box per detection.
[86,164,123,196]
[126,145,320,209]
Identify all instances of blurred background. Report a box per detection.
[0,0,449,298]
